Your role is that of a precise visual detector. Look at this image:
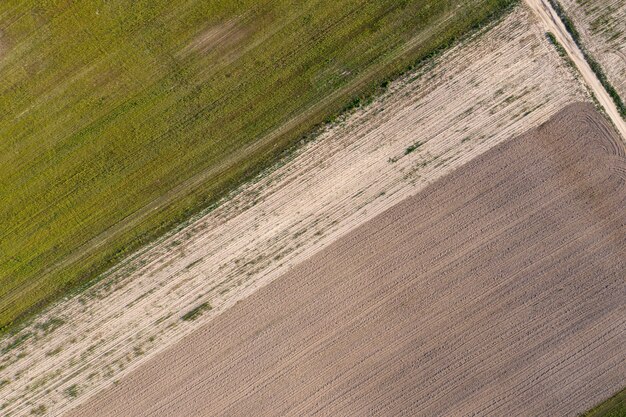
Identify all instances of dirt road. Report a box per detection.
[524,0,626,140]
[559,0,626,102]
[67,103,626,417]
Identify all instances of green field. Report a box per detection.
[582,388,626,417]
[0,0,516,333]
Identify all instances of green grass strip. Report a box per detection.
[581,387,626,417]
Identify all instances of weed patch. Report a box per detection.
[181,302,212,321]
[405,142,423,155]
[64,384,79,398]
[30,405,46,416]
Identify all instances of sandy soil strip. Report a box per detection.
[68,103,626,417]
[0,6,589,416]
[524,0,626,139]
[559,0,626,103]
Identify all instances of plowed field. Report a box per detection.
[69,103,626,417]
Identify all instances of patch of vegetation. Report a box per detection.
[546,32,569,60]
[181,302,212,321]
[581,387,626,417]
[27,370,61,392]
[389,140,426,162]
[547,0,581,42]
[584,54,626,117]
[545,31,580,78]
[1,331,32,355]
[154,313,172,326]
[30,405,46,416]
[45,346,63,356]
[64,384,79,398]
[184,258,204,270]
[583,5,623,42]
[34,317,65,335]
[547,0,626,118]
[404,141,423,155]
[0,0,519,335]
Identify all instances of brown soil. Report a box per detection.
[67,103,626,417]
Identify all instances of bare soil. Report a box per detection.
[0,6,590,416]
[68,103,626,417]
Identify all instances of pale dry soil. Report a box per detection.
[0,7,589,416]
[560,0,626,102]
[69,103,626,417]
